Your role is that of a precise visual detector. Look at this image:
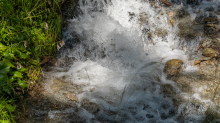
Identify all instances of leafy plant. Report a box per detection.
[0,0,63,121]
[0,98,16,123]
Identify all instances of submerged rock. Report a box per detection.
[204,24,219,37]
[164,59,183,76]
[202,48,216,58]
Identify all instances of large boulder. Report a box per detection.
[164,59,183,76]
[202,48,216,58]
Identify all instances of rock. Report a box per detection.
[164,59,183,76]
[201,38,212,48]
[194,60,201,65]
[154,28,168,37]
[40,56,57,66]
[167,12,175,17]
[66,92,78,101]
[202,48,216,57]
[81,99,100,113]
[40,56,50,65]
[205,7,215,12]
[161,84,176,97]
[170,19,175,26]
[159,0,172,6]
[204,24,219,37]
[175,8,190,19]
[203,14,219,24]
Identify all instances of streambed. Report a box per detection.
[18,0,220,123]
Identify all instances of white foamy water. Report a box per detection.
[43,0,220,122]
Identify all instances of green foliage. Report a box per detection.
[0,98,16,123]
[0,0,62,121]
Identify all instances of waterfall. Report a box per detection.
[41,0,220,122]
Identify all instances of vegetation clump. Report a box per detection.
[0,0,62,122]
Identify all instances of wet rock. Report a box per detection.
[204,24,219,37]
[201,38,212,48]
[146,114,154,118]
[202,48,216,58]
[66,92,78,101]
[40,56,57,68]
[203,15,219,24]
[159,0,172,6]
[81,99,100,114]
[154,28,168,37]
[164,59,183,76]
[194,60,201,65]
[61,0,81,19]
[194,14,207,24]
[178,19,203,40]
[186,0,200,4]
[161,84,176,97]
[175,8,190,19]
[167,12,174,17]
[205,7,215,12]
[170,19,175,26]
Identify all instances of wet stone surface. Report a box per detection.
[169,59,220,108]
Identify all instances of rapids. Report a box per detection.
[34,0,220,122]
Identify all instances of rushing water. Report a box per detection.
[40,0,220,122]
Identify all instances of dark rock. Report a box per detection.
[176,8,190,19]
[204,24,219,37]
[164,59,183,76]
[161,84,176,97]
[81,99,100,114]
[205,7,214,12]
[146,114,154,118]
[186,0,200,5]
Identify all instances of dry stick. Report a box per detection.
[85,68,90,81]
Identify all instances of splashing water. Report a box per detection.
[42,0,220,122]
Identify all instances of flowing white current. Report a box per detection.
[42,0,220,122]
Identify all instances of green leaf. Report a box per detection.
[19,53,28,59]
[2,59,15,68]
[6,104,16,112]
[8,26,16,30]
[0,81,6,85]
[18,68,27,72]
[35,46,39,51]
[0,74,8,82]
[0,43,7,51]
[3,52,14,59]
[9,76,15,82]
[0,120,10,123]
[18,34,24,41]
[3,86,11,94]
[18,79,28,89]
[29,59,40,66]
[13,71,23,78]
[0,61,14,74]
[26,51,31,56]
[2,34,7,39]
